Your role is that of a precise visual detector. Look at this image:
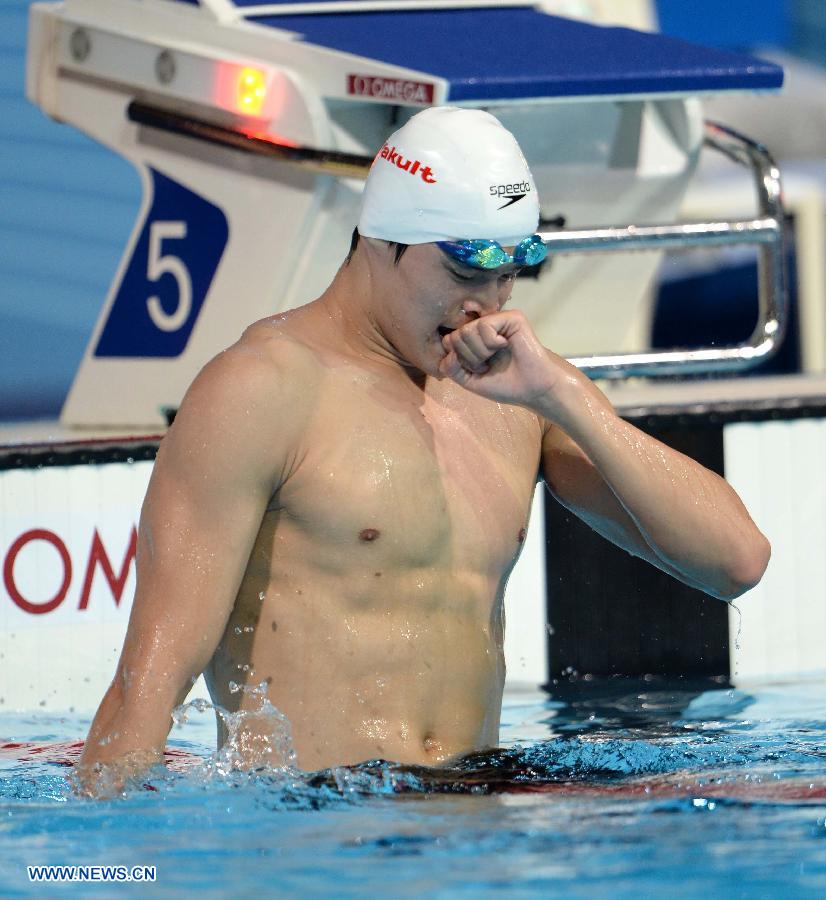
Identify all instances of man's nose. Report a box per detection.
[462,282,504,317]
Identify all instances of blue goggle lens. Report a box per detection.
[437,234,547,270]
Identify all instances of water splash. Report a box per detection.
[172,684,296,778]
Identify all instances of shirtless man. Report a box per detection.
[77,107,770,792]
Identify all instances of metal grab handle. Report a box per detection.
[557,122,786,378]
[128,104,786,378]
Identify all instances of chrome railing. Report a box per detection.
[555,122,786,378]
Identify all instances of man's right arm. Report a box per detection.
[75,338,303,795]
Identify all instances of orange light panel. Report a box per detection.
[236,67,267,116]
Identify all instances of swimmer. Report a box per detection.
[75,107,770,795]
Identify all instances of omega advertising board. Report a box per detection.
[0,460,153,711]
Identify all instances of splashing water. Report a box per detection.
[172,682,297,779]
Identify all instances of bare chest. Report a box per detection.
[274,374,543,575]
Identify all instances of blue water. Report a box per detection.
[1,677,825,897]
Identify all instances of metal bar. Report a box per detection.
[128,103,786,378]
[566,122,786,378]
[539,219,779,253]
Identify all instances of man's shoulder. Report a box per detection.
[202,316,323,399]
[161,319,324,474]
[169,321,324,449]
[239,314,324,378]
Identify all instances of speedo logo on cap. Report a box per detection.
[490,181,531,209]
[378,144,437,183]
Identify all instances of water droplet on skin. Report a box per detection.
[258,591,266,602]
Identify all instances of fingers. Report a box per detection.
[438,349,473,384]
[443,321,508,374]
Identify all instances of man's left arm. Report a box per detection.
[439,310,771,600]
[539,414,768,599]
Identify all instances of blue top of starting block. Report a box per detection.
[235,5,783,102]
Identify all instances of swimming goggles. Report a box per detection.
[437,234,547,270]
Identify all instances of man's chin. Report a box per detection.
[399,341,446,379]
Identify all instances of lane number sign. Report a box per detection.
[95,169,228,357]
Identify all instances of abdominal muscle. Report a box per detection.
[204,561,507,772]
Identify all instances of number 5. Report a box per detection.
[146,221,192,332]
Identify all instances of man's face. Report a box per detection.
[375,243,520,377]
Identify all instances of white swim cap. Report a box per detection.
[358,107,540,246]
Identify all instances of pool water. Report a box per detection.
[1,676,825,897]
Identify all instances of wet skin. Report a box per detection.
[77,239,770,789]
[205,312,542,767]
